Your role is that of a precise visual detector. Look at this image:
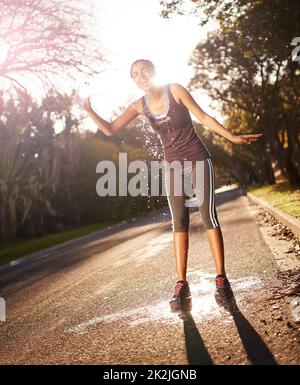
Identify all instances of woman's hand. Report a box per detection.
[71,89,93,112]
[230,133,263,145]
[82,96,93,112]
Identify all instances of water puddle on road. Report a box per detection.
[66,270,264,335]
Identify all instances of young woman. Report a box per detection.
[78,59,262,309]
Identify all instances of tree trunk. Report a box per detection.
[285,127,300,185]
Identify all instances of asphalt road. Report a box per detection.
[0,188,299,364]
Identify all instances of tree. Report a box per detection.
[0,0,106,94]
[160,0,300,184]
[0,87,166,242]
[0,139,57,242]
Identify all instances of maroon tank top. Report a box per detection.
[141,83,212,165]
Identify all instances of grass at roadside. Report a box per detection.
[247,180,300,220]
[0,219,121,267]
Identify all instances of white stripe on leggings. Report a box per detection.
[207,157,218,227]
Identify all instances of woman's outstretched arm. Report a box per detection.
[172,83,263,145]
[82,96,139,136]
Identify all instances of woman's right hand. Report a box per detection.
[71,89,92,112]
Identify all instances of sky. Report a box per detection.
[0,0,222,131]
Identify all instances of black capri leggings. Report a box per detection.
[164,158,220,232]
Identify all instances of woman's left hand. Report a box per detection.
[230,133,263,145]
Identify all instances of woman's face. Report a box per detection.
[131,61,155,91]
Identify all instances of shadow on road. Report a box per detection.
[214,290,278,365]
[173,281,278,365]
[172,299,213,365]
[182,313,214,365]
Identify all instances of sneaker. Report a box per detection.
[170,280,191,311]
[215,274,233,297]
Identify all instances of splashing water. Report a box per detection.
[66,270,264,335]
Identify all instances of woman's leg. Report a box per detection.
[173,231,189,281]
[192,158,226,276]
[165,168,190,281]
[206,227,225,276]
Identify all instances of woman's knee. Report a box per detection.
[167,191,190,232]
[201,209,220,230]
[171,206,189,232]
[173,217,189,232]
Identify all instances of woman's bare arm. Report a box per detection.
[83,97,139,136]
[172,83,263,145]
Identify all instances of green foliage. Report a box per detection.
[248,180,300,219]
[0,219,120,266]
[0,88,166,244]
[168,0,300,185]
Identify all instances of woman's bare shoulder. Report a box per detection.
[169,83,184,104]
[130,97,145,116]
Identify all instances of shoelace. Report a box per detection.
[216,276,227,289]
[175,280,186,295]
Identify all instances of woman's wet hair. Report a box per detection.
[130,59,155,78]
